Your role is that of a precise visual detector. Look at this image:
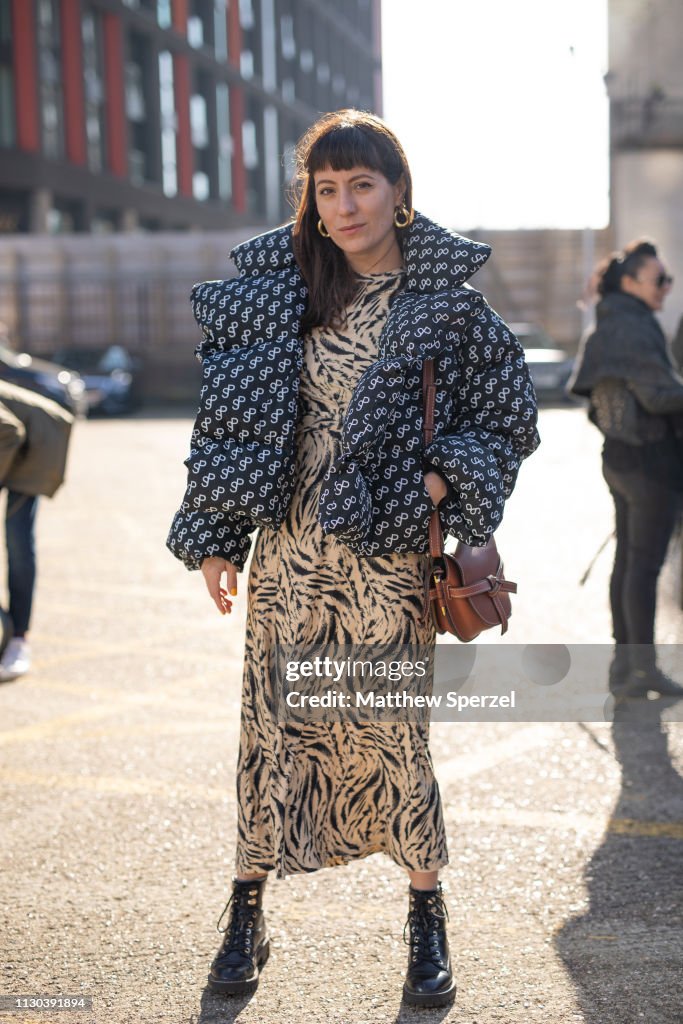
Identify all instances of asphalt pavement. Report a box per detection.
[0,406,682,1024]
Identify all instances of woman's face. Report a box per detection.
[313,164,405,272]
[622,255,673,312]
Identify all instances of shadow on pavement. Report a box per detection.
[196,985,256,1023]
[392,1001,454,1022]
[555,693,683,1024]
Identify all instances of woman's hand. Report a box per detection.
[201,556,238,615]
[424,470,448,507]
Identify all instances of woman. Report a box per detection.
[569,239,683,697]
[168,109,539,1007]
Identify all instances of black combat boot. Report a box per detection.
[207,876,269,996]
[402,883,456,1007]
[623,667,683,699]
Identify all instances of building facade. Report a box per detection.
[0,0,382,234]
[607,0,683,337]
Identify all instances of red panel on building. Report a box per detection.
[11,0,40,152]
[103,14,127,177]
[60,0,87,165]
[228,0,246,213]
[173,54,193,197]
[172,0,188,33]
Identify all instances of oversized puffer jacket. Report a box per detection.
[167,212,540,571]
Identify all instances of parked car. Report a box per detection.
[51,345,143,415]
[0,342,87,416]
[510,323,576,401]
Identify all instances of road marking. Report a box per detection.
[2,767,681,842]
[607,817,683,840]
[447,803,683,840]
[447,804,601,834]
[435,724,555,781]
[0,693,234,747]
[0,767,230,802]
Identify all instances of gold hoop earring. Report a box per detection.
[393,203,414,229]
[317,218,330,238]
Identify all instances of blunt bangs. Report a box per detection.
[306,124,403,184]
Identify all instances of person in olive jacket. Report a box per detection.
[0,380,74,680]
[569,239,683,698]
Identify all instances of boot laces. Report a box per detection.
[216,886,259,956]
[403,889,449,966]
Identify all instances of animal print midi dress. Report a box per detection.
[235,268,449,879]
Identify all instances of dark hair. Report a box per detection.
[595,238,659,297]
[290,109,413,332]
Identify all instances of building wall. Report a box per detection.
[0,226,614,406]
[608,0,683,336]
[469,227,614,350]
[0,0,382,235]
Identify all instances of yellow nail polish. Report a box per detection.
[230,588,237,596]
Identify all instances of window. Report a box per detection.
[157,0,172,28]
[216,82,232,201]
[243,98,265,216]
[190,94,208,148]
[193,172,209,200]
[125,31,156,184]
[192,69,215,202]
[46,197,83,234]
[159,50,177,197]
[37,0,63,158]
[122,0,157,12]
[242,119,258,170]
[280,15,295,60]
[240,50,254,79]
[0,0,14,146]
[239,0,254,30]
[82,12,106,172]
[91,210,118,234]
[214,0,228,61]
[188,0,215,49]
[125,63,145,121]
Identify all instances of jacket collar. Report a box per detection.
[597,291,656,320]
[230,211,491,292]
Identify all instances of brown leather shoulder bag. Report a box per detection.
[422,358,517,642]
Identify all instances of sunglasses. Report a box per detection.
[656,273,674,288]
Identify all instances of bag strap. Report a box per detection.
[422,358,446,561]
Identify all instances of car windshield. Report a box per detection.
[0,343,20,366]
[510,324,556,350]
[54,346,132,373]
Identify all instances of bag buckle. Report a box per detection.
[486,574,503,595]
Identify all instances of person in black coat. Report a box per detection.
[569,239,683,697]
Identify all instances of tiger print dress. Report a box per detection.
[235,268,449,879]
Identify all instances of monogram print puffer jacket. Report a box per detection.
[167,212,540,571]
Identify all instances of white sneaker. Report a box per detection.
[0,638,31,681]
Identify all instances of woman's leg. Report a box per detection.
[604,466,682,689]
[5,491,38,637]
[602,466,629,646]
[408,869,439,890]
[620,482,679,646]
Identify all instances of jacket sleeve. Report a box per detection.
[0,402,26,484]
[423,305,540,545]
[627,373,683,415]
[166,500,255,571]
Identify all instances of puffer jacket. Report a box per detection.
[167,212,540,571]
